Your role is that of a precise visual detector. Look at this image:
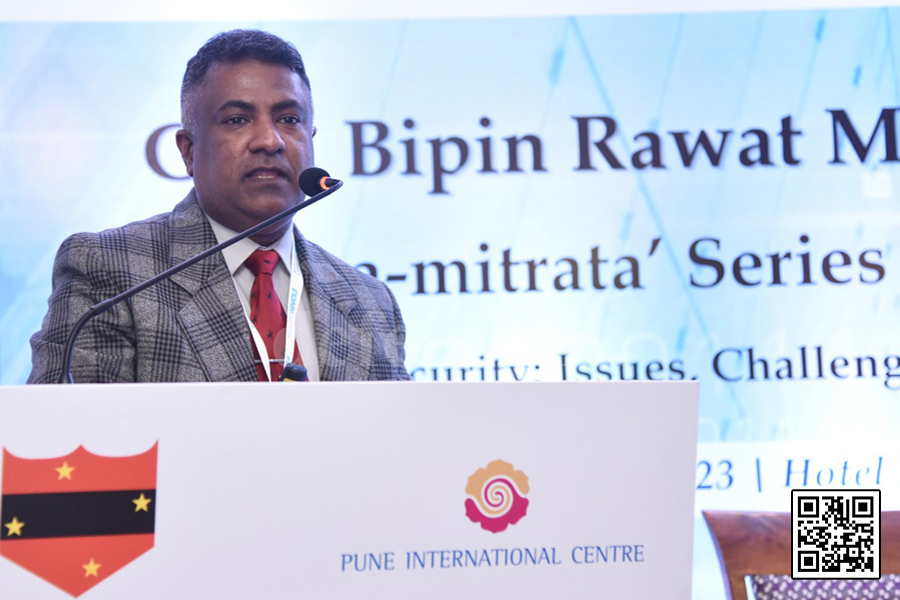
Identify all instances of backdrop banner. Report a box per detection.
[0,10,898,598]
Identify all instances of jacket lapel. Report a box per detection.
[295,230,373,381]
[167,192,257,382]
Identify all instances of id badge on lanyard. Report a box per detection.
[245,248,302,381]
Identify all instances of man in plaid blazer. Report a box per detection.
[28,30,408,383]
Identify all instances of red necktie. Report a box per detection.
[246,249,302,381]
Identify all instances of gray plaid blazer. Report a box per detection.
[28,192,409,383]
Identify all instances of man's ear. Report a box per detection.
[175,129,195,177]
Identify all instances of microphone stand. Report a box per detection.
[58,180,343,384]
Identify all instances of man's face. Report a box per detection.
[176,59,315,244]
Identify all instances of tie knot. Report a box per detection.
[246,249,279,277]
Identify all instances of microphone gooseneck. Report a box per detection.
[58,168,343,383]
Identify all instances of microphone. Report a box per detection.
[299,167,340,196]
[57,168,343,383]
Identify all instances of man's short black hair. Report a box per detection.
[180,29,311,133]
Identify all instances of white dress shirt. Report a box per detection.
[206,216,320,381]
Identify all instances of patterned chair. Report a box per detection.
[702,510,900,600]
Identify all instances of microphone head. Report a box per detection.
[299,167,333,196]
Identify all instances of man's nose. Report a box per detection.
[248,120,285,154]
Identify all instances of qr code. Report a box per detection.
[792,489,880,579]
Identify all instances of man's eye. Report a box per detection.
[280,116,301,125]
[224,116,247,125]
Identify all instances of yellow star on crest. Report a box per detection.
[4,516,25,537]
[83,558,101,578]
[133,493,152,512]
[56,461,75,480]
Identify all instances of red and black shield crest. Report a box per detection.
[0,444,157,597]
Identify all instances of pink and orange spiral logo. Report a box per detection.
[464,460,529,533]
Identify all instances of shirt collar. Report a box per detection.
[205,214,295,276]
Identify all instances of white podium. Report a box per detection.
[0,381,698,599]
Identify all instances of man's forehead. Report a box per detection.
[200,59,311,103]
